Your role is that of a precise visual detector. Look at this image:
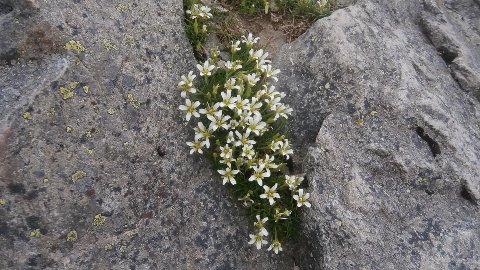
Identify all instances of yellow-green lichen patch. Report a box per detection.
[66,230,78,241]
[30,229,41,238]
[93,214,107,226]
[123,34,135,46]
[101,39,118,51]
[59,82,79,100]
[116,3,129,12]
[107,108,115,115]
[66,126,73,133]
[43,178,49,184]
[86,148,94,155]
[0,198,6,206]
[84,130,93,138]
[104,243,113,251]
[127,94,140,109]
[65,40,86,53]
[71,170,87,183]
[22,112,32,120]
[82,85,89,94]
[48,107,56,116]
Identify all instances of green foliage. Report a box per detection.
[178,33,311,252]
[183,0,213,60]
[223,0,336,20]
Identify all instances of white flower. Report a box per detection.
[178,71,197,98]
[248,97,263,118]
[234,130,256,147]
[317,0,328,8]
[266,96,282,110]
[194,122,213,148]
[277,139,294,159]
[234,96,250,115]
[248,164,270,186]
[272,103,293,120]
[219,145,233,159]
[254,215,269,236]
[196,60,215,77]
[262,154,278,171]
[242,33,260,47]
[226,131,235,144]
[293,189,311,208]
[274,208,291,222]
[231,40,241,54]
[267,239,283,254]
[186,140,204,154]
[224,78,241,92]
[245,73,260,87]
[285,175,303,191]
[241,144,255,160]
[258,84,278,99]
[207,111,231,131]
[179,99,200,121]
[225,61,242,71]
[260,183,280,205]
[269,140,281,151]
[199,5,212,19]
[249,49,268,61]
[220,155,234,167]
[247,114,267,136]
[248,232,268,250]
[261,64,280,82]
[186,4,201,19]
[220,90,237,109]
[199,102,221,117]
[217,167,239,185]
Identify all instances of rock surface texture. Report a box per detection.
[0,0,293,268]
[275,0,480,269]
[1,0,479,269]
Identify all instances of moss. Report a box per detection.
[22,112,32,120]
[30,229,41,238]
[71,170,87,183]
[66,230,78,241]
[127,94,140,109]
[101,39,119,51]
[93,214,106,226]
[116,3,129,12]
[0,198,5,206]
[65,40,86,53]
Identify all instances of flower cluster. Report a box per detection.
[178,31,311,253]
[184,2,213,57]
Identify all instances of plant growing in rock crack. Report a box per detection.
[178,19,311,252]
[223,0,336,20]
[183,0,213,60]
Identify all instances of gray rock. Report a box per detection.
[0,0,293,268]
[274,0,480,269]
